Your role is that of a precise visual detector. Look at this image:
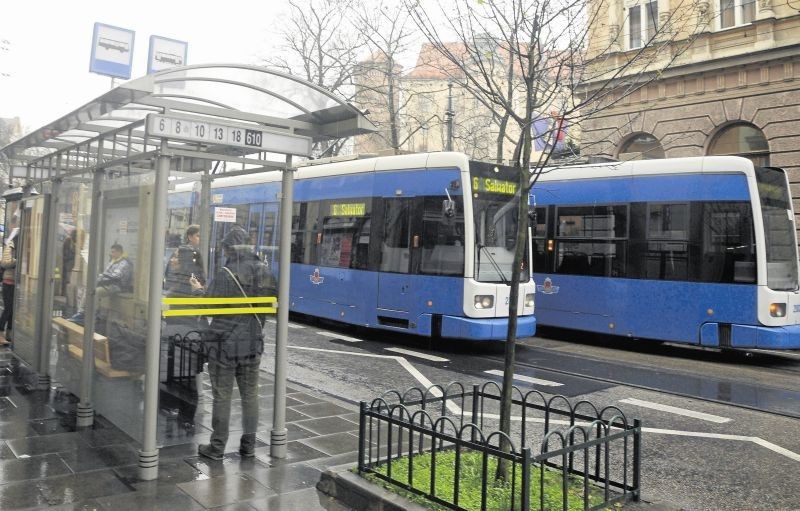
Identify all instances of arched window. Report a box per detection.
[618,133,665,160]
[708,123,769,166]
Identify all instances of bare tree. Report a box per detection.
[263,0,367,157]
[403,44,522,161]
[0,117,22,187]
[408,0,702,480]
[353,1,440,154]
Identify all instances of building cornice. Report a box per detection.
[584,76,800,118]
[581,40,800,91]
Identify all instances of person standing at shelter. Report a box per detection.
[0,218,19,345]
[197,225,275,460]
[61,229,76,297]
[184,224,205,285]
[163,225,205,295]
[161,243,206,430]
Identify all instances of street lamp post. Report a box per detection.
[445,81,454,152]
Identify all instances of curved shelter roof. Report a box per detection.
[0,64,375,177]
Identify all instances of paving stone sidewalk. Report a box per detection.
[0,346,356,510]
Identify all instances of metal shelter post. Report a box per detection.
[199,171,211,277]
[139,143,170,480]
[77,168,105,427]
[37,174,61,389]
[270,154,293,459]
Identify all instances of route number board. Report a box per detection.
[145,114,312,156]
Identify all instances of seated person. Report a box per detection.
[69,243,133,325]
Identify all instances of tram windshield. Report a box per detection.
[469,161,529,283]
[755,166,799,291]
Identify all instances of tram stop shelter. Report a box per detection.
[0,64,374,480]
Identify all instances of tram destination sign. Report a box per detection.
[145,113,312,156]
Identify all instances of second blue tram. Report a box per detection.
[171,152,536,341]
[530,156,800,349]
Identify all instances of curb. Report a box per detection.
[317,463,686,511]
[317,463,429,511]
[620,499,687,511]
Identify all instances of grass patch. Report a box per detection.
[359,449,609,511]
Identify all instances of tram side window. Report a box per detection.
[420,196,465,276]
[166,206,191,249]
[700,202,756,284]
[318,200,371,269]
[381,199,411,274]
[531,207,551,273]
[555,205,627,277]
[644,203,690,281]
[351,217,371,270]
[291,201,321,265]
[247,209,261,247]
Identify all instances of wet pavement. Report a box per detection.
[0,345,354,510]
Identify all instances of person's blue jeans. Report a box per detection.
[207,356,261,453]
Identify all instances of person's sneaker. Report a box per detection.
[239,433,256,457]
[68,312,84,325]
[198,444,224,461]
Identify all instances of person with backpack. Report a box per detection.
[196,225,276,460]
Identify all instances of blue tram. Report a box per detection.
[530,156,800,349]
[170,152,536,341]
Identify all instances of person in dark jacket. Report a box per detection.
[161,244,206,430]
[165,225,205,291]
[197,225,276,460]
[165,245,204,300]
[184,224,205,285]
[69,243,133,325]
[61,229,76,297]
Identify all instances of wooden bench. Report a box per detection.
[52,317,133,378]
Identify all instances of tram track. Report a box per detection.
[286,315,800,420]
[485,343,800,421]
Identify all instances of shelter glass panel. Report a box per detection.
[88,171,154,443]
[50,175,96,397]
[12,198,47,367]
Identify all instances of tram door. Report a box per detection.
[257,205,279,271]
[377,198,416,324]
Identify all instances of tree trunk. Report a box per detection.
[496,114,509,164]
[494,159,531,481]
[496,81,534,481]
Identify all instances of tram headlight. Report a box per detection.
[525,293,534,307]
[474,295,494,309]
[769,303,786,317]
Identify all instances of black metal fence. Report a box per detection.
[358,382,641,511]
[164,330,205,390]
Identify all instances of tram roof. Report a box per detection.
[0,63,375,173]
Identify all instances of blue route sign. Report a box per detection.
[89,22,135,79]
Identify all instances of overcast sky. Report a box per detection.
[0,0,288,130]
